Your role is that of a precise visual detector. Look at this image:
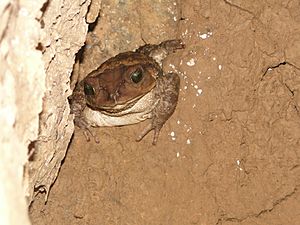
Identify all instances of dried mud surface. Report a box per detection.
[30,0,300,224]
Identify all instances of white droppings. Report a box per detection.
[184,86,188,90]
[236,160,243,171]
[212,57,216,61]
[183,29,188,36]
[177,120,181,124]
[194,84,198,89]
[198,31,213,39]
[207,76,211,80]
[169,63,176,69]
[187,58,196,66]
[176,152,180,157]
[170,131,176,141]
[218,65,222,70]
[197,89,203,95]
[199,33,208,39]
[173,16,177,21]
[186,139,191,144]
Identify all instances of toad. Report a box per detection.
[70,39,184,145]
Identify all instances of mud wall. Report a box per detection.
[30,0,300,225]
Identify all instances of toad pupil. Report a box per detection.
[84,82,95,96]
[131,69,143,83]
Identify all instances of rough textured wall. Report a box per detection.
[26,0,91,203]
[0,0,46,224]
[30,0,300,224]
[73,0,179,84]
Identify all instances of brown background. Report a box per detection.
[30,0,300,224]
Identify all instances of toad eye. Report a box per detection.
[84,82,95,96]
[130,68,143,83]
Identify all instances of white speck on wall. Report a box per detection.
[212,57,216,61]
[184,86,188,90]
[199,33,208,39]
[194,84,198,89]
[170,131,176,141]
[173,16,177,21]
[186,139,191,144]
[192,104,196,108]
[197,89,203,95]
[187,58,196,66]
[176,152,180,157]
[207,76,211,80]
[268,68,272,71]
[198,31,213,39]
[183,29,188,36]
[177,120,181,124]
[218,65,222,70]
[169,63,175,69]
[236,160,243,171]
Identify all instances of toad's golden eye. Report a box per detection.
[84,82,95,96]
[130,68,143,83]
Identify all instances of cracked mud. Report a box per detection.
[30,0,300,224]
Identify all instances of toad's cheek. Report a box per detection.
[82,90,158,127]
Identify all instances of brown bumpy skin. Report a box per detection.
[70,39,184,144]
[135,39,183,145]
[70,82,100,143]
[136,72,180,145]
[136,39,185,56]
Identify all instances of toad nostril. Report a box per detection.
[110,93,116,102]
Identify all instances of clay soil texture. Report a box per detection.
[30,0,300,224]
